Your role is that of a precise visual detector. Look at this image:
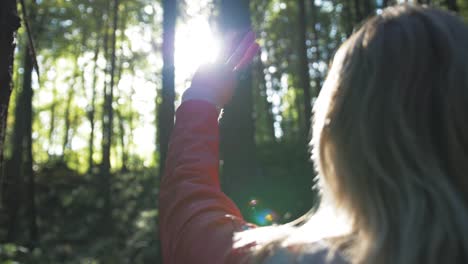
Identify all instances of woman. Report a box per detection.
[159,4,468,264]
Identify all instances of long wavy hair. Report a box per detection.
[313,4,468,263]
[239,4,468,264]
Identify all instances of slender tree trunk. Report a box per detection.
[445,0,459,12]
[97,0,111,236]
[383,0,390,8]
[158,0,176,175]
[297,0,312,137]
[7,49,33,242]
[362,0,374,18]
[254,59,275,142]
[100,0,118,234]
[62,76,75,158]
[116,108,128,172]
[417,0,431,4]
[310,0,322,97]
[218,0,257,215]
[23,54,37,248]
[0,0,21,202]
[115,16,127,172]
[343,1,354,37]
[48,87,57,147]
[354,0,364,24]
[127,81,136,163]
[88,40,100,174]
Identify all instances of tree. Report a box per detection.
[310,0,323,96]
[158,0,176,175]
[6,45,34,242]
[218,0,258,214]
[0,0,21,198]
[446,0,459,12]
[253,58,276,143]
[354,0,364,23]
[343,0,354,37]
[62,70,77,158]
[24,51,38,248]
[297,0,312,137]
[417,0,432,4]
[87,38,100,174]
[100,0,119,233]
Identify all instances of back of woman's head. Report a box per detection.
[313,4,468,264]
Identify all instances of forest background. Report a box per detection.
[0,0,466,263]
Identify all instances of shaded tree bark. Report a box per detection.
[48,86,57,148]
[23,54,37,248]
[100,0,118,234]
[354,0,364,23]
[362,0,374,18]
[343,0,354,37]
[0,0,21,200]
[87,37,100,174]
[253,59,275,142]
[310,0,323,96]
[116,108,128,172]
[158,0,176,175]
[218,0,257,214]
[7,49,33,242]
[445,0,459,12]
[297,0,312,137]
[62,74,75,158]
[417,0,432,4]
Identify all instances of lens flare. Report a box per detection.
[253,209,278,226]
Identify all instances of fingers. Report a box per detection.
[234,42,260,71]
[226,31,256,69]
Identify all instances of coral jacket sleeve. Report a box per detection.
[159,100,255,264]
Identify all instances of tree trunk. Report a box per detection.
[48,87,57,148]
[417,0,431,4]
[297,0,312,138]
[254,59,275,142]
[116,108,128,172]
[445,0,459,12]
[23,54,38,248]
[158,0,176,175]
[7,49,33,242]
[218,0,257,215]
[343,1,354,37]
[0,0,21,200]
[382,0,390,8]
[354,0,364,24]
[362,0,374,18]
[88,39,100,174]
[310,0,323,97]
[62,75,75,158]
[100,0,118,234]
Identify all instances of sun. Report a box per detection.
[174,16,221,95]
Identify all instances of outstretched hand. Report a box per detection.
[182,31,260,108]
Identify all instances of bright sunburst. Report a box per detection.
[174,16,221,95]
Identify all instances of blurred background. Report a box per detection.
[0,0,467,263]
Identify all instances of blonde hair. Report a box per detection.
[313,4,468,264]
[240,4,468,264]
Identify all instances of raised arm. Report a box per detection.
[159,32,260,264]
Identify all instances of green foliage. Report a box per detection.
[2,0,468,262]
[1,166,160,263]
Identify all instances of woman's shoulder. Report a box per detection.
[261,240,349,264]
